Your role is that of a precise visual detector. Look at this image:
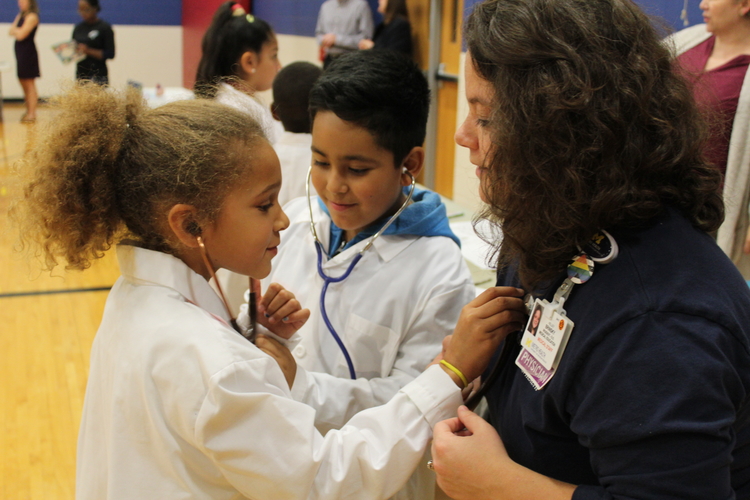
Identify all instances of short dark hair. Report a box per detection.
[309,50,429,166]
[272,62,323,133]
[82,0,100,11]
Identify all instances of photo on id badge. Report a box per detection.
[527,303,543,337]
[516,298,574,390]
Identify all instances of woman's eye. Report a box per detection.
[477,118,490,128]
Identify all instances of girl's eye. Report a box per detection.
[258,202,274,213]
[312,159,329,167]
[349,167,369,175]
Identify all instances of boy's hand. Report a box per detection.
[442,287,526,385]
[255,281,310,339]
[256,335,297,389]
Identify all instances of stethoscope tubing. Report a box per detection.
[306,165,417,380]
[315,241,361,379]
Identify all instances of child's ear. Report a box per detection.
[168,204,203,248]
[239,50,259,80]
[400,146,425,186]
[271,102,281,122]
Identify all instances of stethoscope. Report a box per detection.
[305,165,417,379]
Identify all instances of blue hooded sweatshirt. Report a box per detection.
[319,187,461,256]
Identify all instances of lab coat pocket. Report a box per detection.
[340,312,400,379]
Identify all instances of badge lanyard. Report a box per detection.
[515,230,618,391]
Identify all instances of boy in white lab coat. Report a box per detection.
[249,50,476,500]
[271,61,322,207]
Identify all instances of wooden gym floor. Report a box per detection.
[0,102,120,499]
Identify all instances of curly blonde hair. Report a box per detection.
[12,83,265,271]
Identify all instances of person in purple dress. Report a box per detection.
[8,0,40,123]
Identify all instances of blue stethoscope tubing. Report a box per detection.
[306,166,417,379]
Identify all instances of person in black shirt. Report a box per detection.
[358,0,412,58]
[73,0,115,84]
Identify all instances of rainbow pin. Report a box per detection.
[567,254,593,284]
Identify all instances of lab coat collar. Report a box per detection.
[116,244,230,322]
[288,201,417,266]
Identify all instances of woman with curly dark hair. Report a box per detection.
[429,0,750,498]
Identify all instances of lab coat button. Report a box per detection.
[294,345,306,357]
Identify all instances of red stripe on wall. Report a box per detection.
[182,0,251,90]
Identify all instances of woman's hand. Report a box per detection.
[9,14,20,36]
[431,406,507,500]
[256,334,296,389]
[359,39,374,50]
[432,406,577,500]
[743,225,750,254]
[255,281,310,339]
[442,287,526,385]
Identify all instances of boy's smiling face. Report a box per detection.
[311,111,408,243]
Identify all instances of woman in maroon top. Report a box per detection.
[673,0,750,277]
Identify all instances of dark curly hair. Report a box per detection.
[466,0,724,291]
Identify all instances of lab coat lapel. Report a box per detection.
[116,245,230,323]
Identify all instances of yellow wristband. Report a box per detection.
[440,360,468,388]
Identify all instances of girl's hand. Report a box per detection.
[442,287,526,385]
[359,39,374,50]
[256,334,296,389]
[255,281,310,339]
[744,226,750,254]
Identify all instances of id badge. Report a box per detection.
[515,298,574,390]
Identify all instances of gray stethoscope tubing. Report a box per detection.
[305,165,417,379]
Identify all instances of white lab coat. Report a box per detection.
[262,198,475,431]
[215,82,284,144]
[275,131,317,208]
[76,245,463,500]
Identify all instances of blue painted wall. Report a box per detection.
[1,0,181,26]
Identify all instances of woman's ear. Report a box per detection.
[400,146,425,186]
[168,204,203,248]
[239,50,259,80]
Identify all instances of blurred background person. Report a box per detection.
[270,61,322,206]
[73,0,116,85]
[9,0,40,123]
[669,0,750,278]
[316,0,373,68]
[195,1,282,144]
[358,0,412,58]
